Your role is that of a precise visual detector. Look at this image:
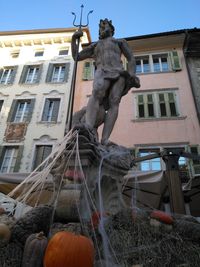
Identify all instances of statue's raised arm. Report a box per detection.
[71,29,95,61]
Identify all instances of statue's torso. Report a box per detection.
[94,37,123,70]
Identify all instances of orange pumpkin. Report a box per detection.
[44,231,95,267]
[150,210,174,225]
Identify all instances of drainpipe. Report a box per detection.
[183,30,200,124]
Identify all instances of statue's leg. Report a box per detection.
[101,77,125,145]
[85,70,110,129]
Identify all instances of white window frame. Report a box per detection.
[0,68,14,84]
[135,52,172,74]
[138,148,162,171]
[25,66,39,84]
[0,147,18,173]
[14,100,31,122]
[34,50,44,57]
[58,48,69,56]
[51,65,66,83]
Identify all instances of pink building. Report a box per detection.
[74,29,200,215]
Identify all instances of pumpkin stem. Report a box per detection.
[36,231,45,240]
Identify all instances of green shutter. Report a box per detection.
[46,63,54,82]
[170,51,181,71]
[82,61,92,80]
[13,145,24,172]
[19,65,28,83]
[63,63,70,82]
[26,98,36,122]
[36,64,43,83]
[9,66,18,84]
[7,99,18,122]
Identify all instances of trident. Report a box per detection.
[66,5,93,132]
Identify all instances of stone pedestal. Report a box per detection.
[65,134,130,220]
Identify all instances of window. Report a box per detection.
[135,51,181,74]
[82,61,95,80]
[7,99,35,123]
[152,54,169,72]
[46,63,70,83]
[10,50,20,58]
[32,145,52,170]
[138,94,155,118]
[136,91,178,119]
[0,100,3,112]
[19,64,42,84]
[51,65,66,82]
[138,149,161,171]
[0,66,18,85]
[59,49,69,56]
[190,146,200,175]
[14,100,31,122]
[164,147,189,178]
[34,50,44,57]
[158,92,177,117]
[42,98,60,122]
[136,56,150,74]
[0,146,23,173]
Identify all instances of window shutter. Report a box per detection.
[19,65,28,83]
[26,99,36,122]
[46,63,54,82]
[170,51,182,71]
[9,66,18,84]
[35,64,43,83]
[63,63,70,82]
[0,146,5,170]
[42,99,50,121]
[33,146,44,170]
[82,62,92,80]
[51,99,60,122]
[0,69,3,82]
[13,145,24,172]
[7,99,18,122]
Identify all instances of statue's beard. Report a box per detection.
[100,29,111,39]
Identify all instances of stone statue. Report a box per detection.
[72,18,140,145]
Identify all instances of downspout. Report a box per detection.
[183,30,200,124]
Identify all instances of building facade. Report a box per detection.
[0,28,90,174]
[74,29,200,215]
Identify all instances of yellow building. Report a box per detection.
[0,28,91,173]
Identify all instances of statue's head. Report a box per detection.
[99,19,115,39]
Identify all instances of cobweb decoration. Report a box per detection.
[8,129,79,207]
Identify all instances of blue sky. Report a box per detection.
[1,0,200,41]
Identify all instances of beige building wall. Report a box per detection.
[0,28,90,173]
